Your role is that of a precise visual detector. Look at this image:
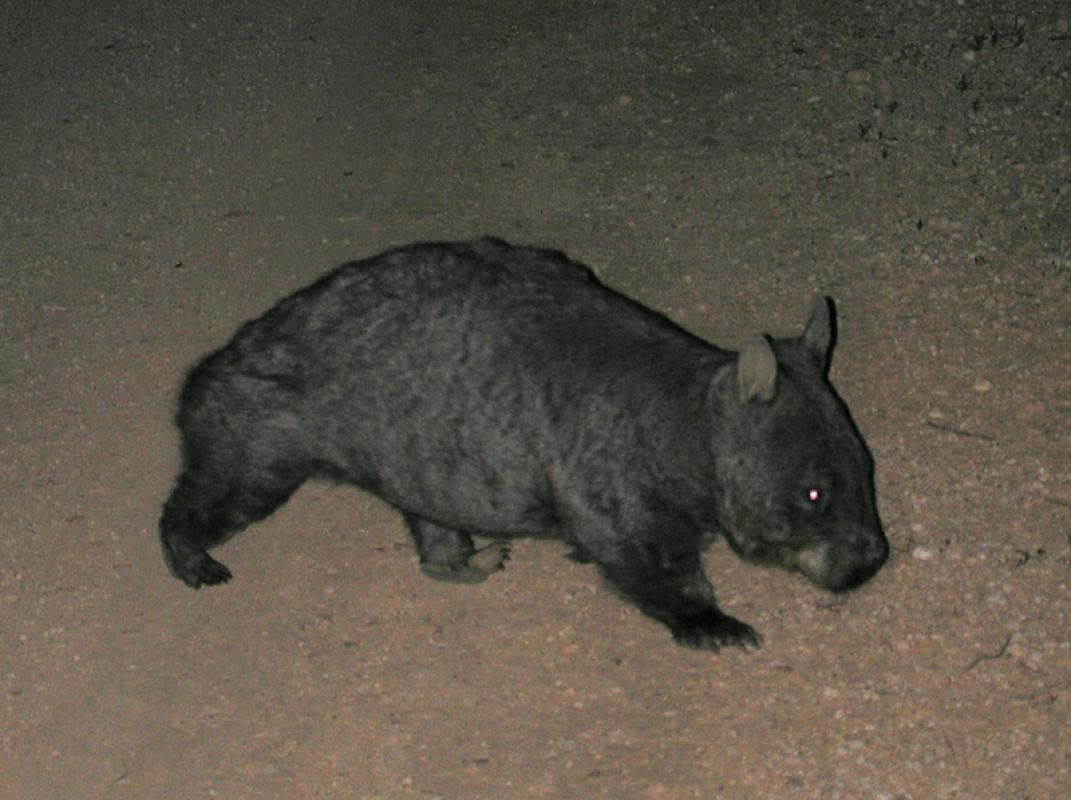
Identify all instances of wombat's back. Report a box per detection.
[216,237,713,387]
[259,237,596,325]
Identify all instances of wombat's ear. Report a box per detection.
[737,335,777,404]
[801,295,836,372]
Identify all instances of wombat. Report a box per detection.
[160,237,888,651]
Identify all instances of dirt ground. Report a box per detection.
[2,1,1069,798]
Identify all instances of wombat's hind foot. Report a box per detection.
[164,545,233,589]
[670,611,763,652]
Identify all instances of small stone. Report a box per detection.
[911,546,934,561]
[972,379,992,392]
[1007,634,1028,659]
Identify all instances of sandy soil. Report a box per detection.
[2,1,1069,798]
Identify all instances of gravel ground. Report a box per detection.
[2,1,1069,798]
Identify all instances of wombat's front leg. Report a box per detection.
[598,539,763,652]
[404,514,511,584]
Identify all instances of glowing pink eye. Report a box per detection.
[806,488,822,503]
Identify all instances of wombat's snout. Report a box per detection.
[796,528,889,592]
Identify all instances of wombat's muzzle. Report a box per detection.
[796,528,889,592]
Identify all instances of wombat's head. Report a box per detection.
[712,296,888,593]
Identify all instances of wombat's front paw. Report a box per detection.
[421,541,511,585]
[469,540,511,574]
[671,612,763,652]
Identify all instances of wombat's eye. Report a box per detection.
[797,480,830,514]
[796,484,826,516]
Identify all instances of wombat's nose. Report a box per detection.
[798,528,888,592]
[835,531,889,591]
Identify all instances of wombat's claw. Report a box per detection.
[421,541,511,584]
[672,613,763,652]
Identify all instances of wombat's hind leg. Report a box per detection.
[160,479,235,589]
[160,466,304,588]
[598,541,763,652]
[405,514,510,584]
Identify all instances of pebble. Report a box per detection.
[1006,634,1028,660]
[973,379,992,392]
[911,546,934,561]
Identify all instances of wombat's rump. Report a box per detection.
[160,238,887,651]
